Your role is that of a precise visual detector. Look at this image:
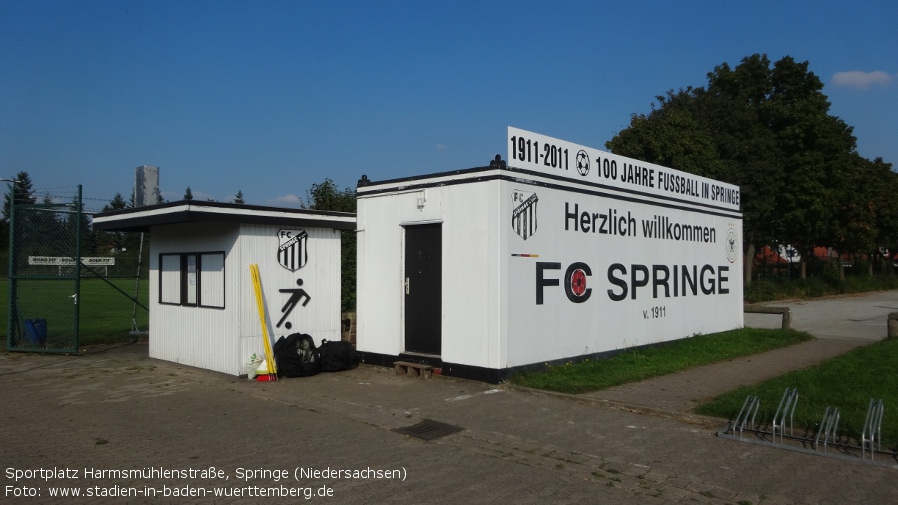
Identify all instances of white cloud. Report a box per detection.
[266,193,304,208]
[436,143,447,150]
[160,190,180,202]
[191,191,216,201]
[161,189,216,202]
[832,70,893,89]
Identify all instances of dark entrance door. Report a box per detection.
[404,223,442,355]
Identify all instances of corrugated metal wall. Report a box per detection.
[149,222,240,374]
[149,222,342,375]
[234,224,342,371]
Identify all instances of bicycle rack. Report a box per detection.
[772,388,798,444]
[717,390,896,468]
[731,395,760,439]
[814,406,840,452]
[861,399,884,461]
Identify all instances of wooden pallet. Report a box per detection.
[341,312,356,345]
[394,361,433,379]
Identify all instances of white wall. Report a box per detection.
[357,171,743,373]
[234,224,342,369]
[149,222,342,375]
[356,196,405,357]
[502,181,743,367]
[149,222,239,374]
[357,181,503,368]
[437,182,502,367]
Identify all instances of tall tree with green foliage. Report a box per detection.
[96,193,132,256]
[103,193,129,212]
[826,154,881,278]
[607,54,870,282]
[66,194,95,258]
[306,179,355,212]
[233,190,245,204]
[765,57,857,277]
[304,178,357,311]
[2,171,37,222]
[1,172,37,272]
[869,158,898,270]
[96,192,147,277]
[607,88,725,180]
[184,187,194,201]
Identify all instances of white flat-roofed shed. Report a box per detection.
[93,201,355,376]
[356,127,744,382]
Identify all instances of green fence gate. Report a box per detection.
[6,187,83,353]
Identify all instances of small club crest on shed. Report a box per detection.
[511,190,538,240]
[277,229,308,271]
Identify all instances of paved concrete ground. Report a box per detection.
[2,291,898,504]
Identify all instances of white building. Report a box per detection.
[93,201,355,375]
[355,128,743,382]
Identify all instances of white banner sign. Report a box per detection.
[28,256,116,266]
[505,180,743,364]
[508,126,741,212]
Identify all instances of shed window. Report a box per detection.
[159,252,225,308]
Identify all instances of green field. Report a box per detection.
[0,277,150,350]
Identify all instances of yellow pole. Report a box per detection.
[250,264,277,378]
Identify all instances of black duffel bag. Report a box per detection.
[273,333,321,378]
[317,339,358,373]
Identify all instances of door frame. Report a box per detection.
[401,221,443,356]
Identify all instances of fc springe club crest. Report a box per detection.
[511,190,538,240]
[277,229,308,271]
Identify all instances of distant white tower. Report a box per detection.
[134,165,160,207]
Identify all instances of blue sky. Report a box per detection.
[2,1,896,212]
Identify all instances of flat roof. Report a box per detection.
[93,201,356,232]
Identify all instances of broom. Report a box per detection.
[250,264,278,381]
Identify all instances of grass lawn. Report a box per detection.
[695,337,898,448]
[507,328,812,394]
[0,277,149,350]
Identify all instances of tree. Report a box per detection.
[103,193,129,212]
[0,172,37,269]
[96,192,133,256]
[233,190,245,205]
[306,179,356,212]
[2,171,37,222]
[697,54,784,278]
[66,194,95,258]
[95,192,148,277]
[304,178,357,311]
[869,158,898,272]
[184,187,193,201]
[763,57,857,278]
[607,54,865,282]
[608,88,724,180]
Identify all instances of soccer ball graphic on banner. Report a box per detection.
[576,150,590,176]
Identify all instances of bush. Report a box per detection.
[745,272,898,302]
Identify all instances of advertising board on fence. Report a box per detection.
[504,127,743,366]
[28,256,116,266]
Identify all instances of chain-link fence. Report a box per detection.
[7,198,83,352]
[5,187,149,352]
